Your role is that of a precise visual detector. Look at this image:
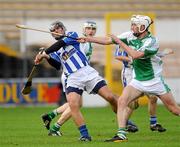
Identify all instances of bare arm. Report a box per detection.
[110,34,144,59]
[115,56,132,62]
[81,36,114,45]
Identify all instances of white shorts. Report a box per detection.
[129,76,171,95]
[66,65,106,94]
[121,67,133,87]
[61,72,67,92]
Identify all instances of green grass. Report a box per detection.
[0,105,180,147]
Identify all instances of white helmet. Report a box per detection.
[83,21,97,36]
[83,21,97,29]
[131,15,152,33]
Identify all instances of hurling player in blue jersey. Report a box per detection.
[41,21,104,137]
[35,21,118,141]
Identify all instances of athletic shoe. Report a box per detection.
[150,123,166,132]
[41,113,52,130]
[126,120,138,133]
[79,136,92,141]
[126,124,138,133]
[48,130,62,136]
[104,135,128,142]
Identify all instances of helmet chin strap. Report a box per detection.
[133,33,141,37]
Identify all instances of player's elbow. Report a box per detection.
[131,52,144,59]
[115,56,123,61]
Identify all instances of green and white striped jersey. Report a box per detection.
[80,42,93,62]
[117,31,162,81]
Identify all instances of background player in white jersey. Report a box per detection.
[79,14,180,142]
[115,46,173,133]
[41,21,98,136]
[34,20,118,141]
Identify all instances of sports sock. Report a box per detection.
[51,122,61,131]
[48,109,58,119]
[150,116,157,125]
[78,125,90,138]
[127,120,135,126]
[117,128,127,139]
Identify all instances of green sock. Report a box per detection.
[117,128,127,139]
[48,109,58,119]
[51,123,61,131]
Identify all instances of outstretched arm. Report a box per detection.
[79,36,113,45]
[87,36,113,45]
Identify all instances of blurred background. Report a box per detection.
[1,0,180,106]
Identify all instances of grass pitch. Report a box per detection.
[0,105,180,147]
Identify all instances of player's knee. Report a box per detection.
[118,96,127,106]
[128,101,139,110]
[149,95,158,104]
[68,99,80,111]
[98,89,117,103]
[106,93,117,105]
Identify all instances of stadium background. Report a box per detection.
[1,0,180,106]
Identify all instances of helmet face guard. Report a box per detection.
[83,21,97,36]
[131,15,152,33]
[83,21,97,29]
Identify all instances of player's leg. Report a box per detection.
[97,85,118,113]
[152,78,180,115]
[121,67,139,132]
[66,91,91,141]
[48,106,71,136]
[159,92,180,115]
[41,102,69,130]
[48,96,83,136]
[105,85,142,142]
[97,84,138,132]
[147,95,166,132]
[125,106,139,133]
[64,66,103,141]
[42,74,68,130]
[117,86,142,140]
[47,103,70,136]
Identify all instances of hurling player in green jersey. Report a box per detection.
[108,15,180,142]
[79,14,180,143]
